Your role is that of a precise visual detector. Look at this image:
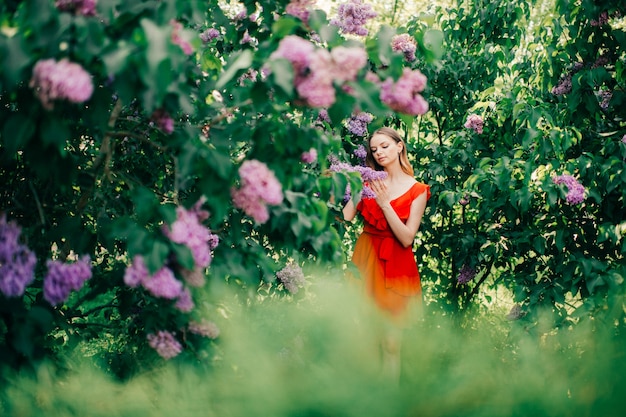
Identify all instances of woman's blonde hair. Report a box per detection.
[365,127,414,176]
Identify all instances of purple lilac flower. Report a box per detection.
[55,0,97,16]
[231,159,284,224]
[286,0,315,24]
[174,287,194,312]
[551,74,572,95]
[317,109,331,124]
[353,144,367,163]
[598,90,612,109]
[151,108,174,134]
[276,263,306,294]
[591,11,609,26]
[330,0,377,36]
[464,114,484,134]
[301,148,318,163]
[188,320,220,339]
[200,28,221,43]
[391,33,417,62]
[621,134,626,144]
[329,158,388,199]
[240,31,256,46]
[171,20,193,55]
[347,112,373,137]
[123,255,149,288]
[30,59,94,110]
[147,330,182,359]
[552,174,585,205]
[0,215,37,298]
[43,256,92,305]
[457,264,476,284]
[380,68,429,115]
[162,198,215,269]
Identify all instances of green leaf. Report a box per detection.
[216,49,253,90]
[145,240,170,274]
[268,58,294,96]
[2,113,36,154]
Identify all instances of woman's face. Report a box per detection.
[369,133,402,168]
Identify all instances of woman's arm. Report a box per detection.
[342,199,357,221]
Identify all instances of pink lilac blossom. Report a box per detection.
[240,31,256,46]
[123,256,184,299]
[162,199,215,269]
[391,33,417,62]
[43,256,92,305]
[598,90,612,109]
[55,0,97,16]
[231,159,284,224]
[457,264,476,284]
[180,267,206,287]
[188,320,220,339]
[330,0,377,36]
[590,11,609,26]
[150,108,174,134]
[276,263,306,294]
[271,36,367,108]
[0,214,37,298]
[286,0,316,24]
[552,174,585,205]
[30,58,94,110]
[347,112,373,136]
[459,194,470,206]
[317,109,331,124]
[380,68,429,115]
[301,148,318,163]
[174,287,194,312]
[200,28,221,43]
[170,20,193,55]
[464,114,484,134]
[142,266,183,299]
[147,330,182,359]
[622,134,626,144]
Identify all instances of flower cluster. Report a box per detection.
[552,174,585,205]
[200,28,221,43]
[231,159,284,224]
[457,264,476,284]
[590,11,609,26]
[347,112,374,136]
[188,320,220,339]
[147,330,182,360]
[285,0,315,24]
[506,304,524,321]
[330,0,377,36]
[380,68,429,115]
[151,108,174,134]
[124,256,183,298]
[55,0,97,16]
[276,263,306,294]
[171,20,193,55]
[43,256,93,305]
[329,157,388,199]
[270,35,367,108]
[464,114,484,134]
[353,144,367,163]
[622,134,626,144]
[0,214,37,298]
[162,199,217,269]
[301,148,318,164]
[391,33,417,62]
[598,90,612,110]
[30,58,94,110]
[551,62,584,96]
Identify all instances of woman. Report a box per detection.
[342,126,430,379]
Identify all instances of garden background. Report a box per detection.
[1,0,625,415]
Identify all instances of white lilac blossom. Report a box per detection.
[276,263,306,294]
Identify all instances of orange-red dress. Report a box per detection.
[352,182,431,317]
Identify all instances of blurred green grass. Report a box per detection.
[2,274,625,417]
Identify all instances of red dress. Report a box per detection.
[352,182,431,317]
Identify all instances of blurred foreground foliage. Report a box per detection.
[2,275,625,417]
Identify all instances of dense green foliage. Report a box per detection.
[0,0,625,414]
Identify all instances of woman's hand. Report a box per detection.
[369,179,392,209]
